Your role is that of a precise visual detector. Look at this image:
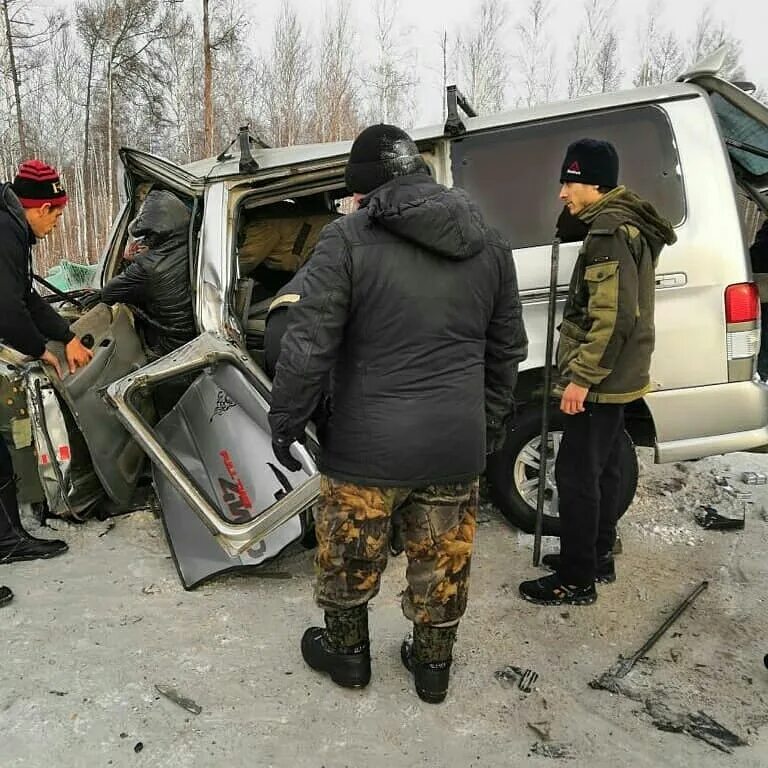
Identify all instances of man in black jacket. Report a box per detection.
[82,190,195,358]
[0,160,93,589]
[269,124,527,703]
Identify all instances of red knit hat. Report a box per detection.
[11,159,68,208]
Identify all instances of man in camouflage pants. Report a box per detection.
[269,124,526,703]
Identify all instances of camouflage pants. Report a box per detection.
[314,475,479,626]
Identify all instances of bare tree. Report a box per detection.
[567,0,615,98]
[514,0,556,107]
[260,0,311,147]
[202,0,243,157]
[456,0,509,114]
[362,0,416,126]
[634,8,685,87]
[594,28,621,93]
[308,1,361,143]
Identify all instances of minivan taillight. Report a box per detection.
[725,283,760,324]
[725,283,760,374]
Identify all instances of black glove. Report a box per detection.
[271,436,302,472]
[80,289,103,311]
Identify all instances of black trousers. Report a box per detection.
[555,402,625,586]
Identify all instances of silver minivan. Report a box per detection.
[6,51,767,586]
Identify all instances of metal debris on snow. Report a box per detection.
[495,665,539,693]
[530,742,574,759]
[155,684,203,715]
[740,471,766,485]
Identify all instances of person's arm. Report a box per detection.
[567,228,638,389]
[101,261,151,306]
[268,224,351,446]
[485,243,528,453]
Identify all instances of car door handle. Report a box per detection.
[655,272,687,289]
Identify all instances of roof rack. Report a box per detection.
[444,85,478,137]
[216,125,271,171]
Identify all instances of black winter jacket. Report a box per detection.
[0,183,74,358]
[101,190,195,356]
[269,175,527,487]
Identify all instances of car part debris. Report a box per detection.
[533,238,560,567]
[741,471,766,485]
[133,742,143,753]
[154,684,202,715]
[645,700,746,754]
[591,580,708,686]
[694,506,745,531]
[495,665,539,693]
[530,742,574,759]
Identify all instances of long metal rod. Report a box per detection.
[614,580,709,678]
[533,238,560,566]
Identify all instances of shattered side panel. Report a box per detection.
[154,366,305,588]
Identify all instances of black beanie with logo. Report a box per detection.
[345,124,429,195]
[560,138,619,188]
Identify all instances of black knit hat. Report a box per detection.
[345,124,428,195]
[560,138,619,188]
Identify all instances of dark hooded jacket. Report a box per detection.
[101,190,195,356]
[557,186,677,403]
[0,183,74,358]
[269,175,527,487]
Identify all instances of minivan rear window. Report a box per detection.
[451,105,685,249]
[710,93,768,178]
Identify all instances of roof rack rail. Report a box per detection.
[444,85,478,137]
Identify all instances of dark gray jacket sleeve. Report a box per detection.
[485,244,528,453]
[101,262,151,306]
[268,224,351,442]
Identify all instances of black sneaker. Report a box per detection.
[519,573,597,606]
[0,585,12,607]
[541,553,616,584]
[401,639,451,704]
[301,627,371,689]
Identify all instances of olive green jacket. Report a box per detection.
[556,186,677,404]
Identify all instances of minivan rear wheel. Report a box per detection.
[486,406,639,536]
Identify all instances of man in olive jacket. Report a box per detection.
[269,124,527,703]
[520,138,676,606]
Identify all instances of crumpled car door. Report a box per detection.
[104,332,320,589]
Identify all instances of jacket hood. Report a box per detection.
[0,182,28,230]
[579,186,677,265]
[129,189,190,250]
[363,175,486,261]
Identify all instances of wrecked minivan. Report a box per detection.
[3,49,767,588]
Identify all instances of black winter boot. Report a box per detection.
[0,478,68,564]
[0,585,12,606]
[301,605,371,689]
[401,623,457,704]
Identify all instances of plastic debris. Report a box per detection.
[495,665,539,693]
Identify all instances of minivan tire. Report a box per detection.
[486,406,639,536]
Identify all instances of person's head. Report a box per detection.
[345,123,429,205]
[558,138,619,215]
[11,159,68,239]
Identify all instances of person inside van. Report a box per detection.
[81,190,196,358]
[749,219,768,379]
[519,138,676,607]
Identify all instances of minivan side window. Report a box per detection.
[451,105,685,250]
